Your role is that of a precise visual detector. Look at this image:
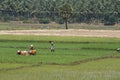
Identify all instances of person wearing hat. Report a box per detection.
[29,44,37,55]
[30,44,34,50]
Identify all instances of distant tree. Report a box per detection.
[59,3,73,29]
[0,0,119,24]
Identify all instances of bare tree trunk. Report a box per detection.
[65,19,68,29]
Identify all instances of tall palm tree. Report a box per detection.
[59,3,73,29]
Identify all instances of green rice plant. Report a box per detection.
[0,35,120,80]
[0,59,120,80]
[0,38,119,64]
[0,35,120,43]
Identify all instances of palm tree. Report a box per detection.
[59,3,73,29]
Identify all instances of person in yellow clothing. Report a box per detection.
[30,44,34,50]
[29,44,36,55]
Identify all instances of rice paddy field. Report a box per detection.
[0,35,120,80]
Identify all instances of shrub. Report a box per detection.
[39,18,50,24]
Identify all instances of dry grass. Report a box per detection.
[0,22,120,30]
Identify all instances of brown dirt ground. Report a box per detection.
[0,29,120,38]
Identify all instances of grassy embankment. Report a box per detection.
[0,22,119,30]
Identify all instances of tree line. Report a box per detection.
[0,0,120,25]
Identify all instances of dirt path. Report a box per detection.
[0,29,120,38]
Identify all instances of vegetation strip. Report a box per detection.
[70,55,120,65]
[0,35,120,43]
[0,55,120,72]
[0,39,120,44]
[0,63,42,72]
[0,45,116,51]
